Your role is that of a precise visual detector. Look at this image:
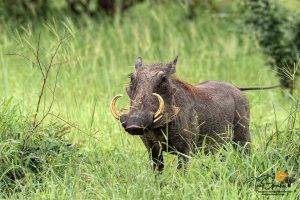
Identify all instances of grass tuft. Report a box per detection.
[0,99,79,195]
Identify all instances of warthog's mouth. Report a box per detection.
[123,125,148,135]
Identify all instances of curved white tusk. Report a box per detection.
[110,94,123,120]
[153,93,165,121]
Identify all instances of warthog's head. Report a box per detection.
[110,56,179,135]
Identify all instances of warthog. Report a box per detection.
[110,56,251,171]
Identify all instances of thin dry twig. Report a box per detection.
[35,32,45,78]
[5,53,35,64]
[32,34,69,128]
[49,112,101,142]
[34,61,62,128]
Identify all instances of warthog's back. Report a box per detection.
[195,80,245,98]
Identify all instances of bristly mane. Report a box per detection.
[172,76,196,92]
[171,76,212,100]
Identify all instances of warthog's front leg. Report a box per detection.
[150,146,164,172]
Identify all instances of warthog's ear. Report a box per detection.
[166,56,178,74]
[135,57,143,69]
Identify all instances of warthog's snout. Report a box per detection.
[120,111,154,135]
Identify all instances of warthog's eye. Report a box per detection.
[161,75,167,82]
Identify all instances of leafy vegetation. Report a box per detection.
[246,0,300,93]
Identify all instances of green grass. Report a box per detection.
[0,1,299,199]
